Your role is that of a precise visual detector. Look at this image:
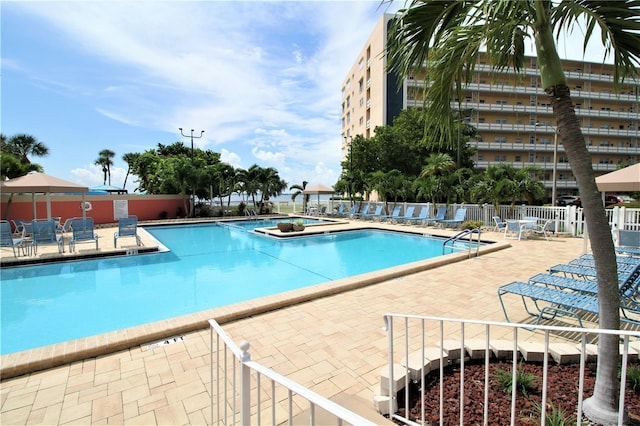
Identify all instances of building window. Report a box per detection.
[515,155,521,162]
[359,97,364,106]
[599,157,611,164]
[359,78,364,93]
[600,140,610,146]
[515,137,522,143]
[479,117,485,123]
[540,138,551,145]
[359,117,363,126]
[358,58,364,69]
[496,100,508,105]
[477,154,484,161]
[495,137,507,143]
[495,119,507,124]
[495,155,506,161]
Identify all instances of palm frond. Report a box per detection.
[553,0,640,85]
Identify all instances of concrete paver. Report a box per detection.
[0,218,617,425]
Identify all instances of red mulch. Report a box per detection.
[394,360,640,425]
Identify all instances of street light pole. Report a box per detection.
[551,126,559,206]
[179,128,204,217]
[344,135,353,204]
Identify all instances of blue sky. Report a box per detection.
[2,1,402,192]
[2,1,607,193]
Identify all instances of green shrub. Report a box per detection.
[525,401,576,426]
[492,366,537,396]
[623,365,640,392]
[462,220,483,230]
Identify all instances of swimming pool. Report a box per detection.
[0,222,467,354]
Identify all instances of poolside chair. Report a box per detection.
[326,203,345,217]
[439,208,467,228]
[352,203,371,219]
[404,206,430,226]
[1,220,28,257]
[493,216,506,232]
[361,205,384,220]
[528,263,640,296]
[10,219,27,236]
[69,217,99,252]
[395,206,415,224]
[345,204,358,218]
[498,264,640,326]
[504,220,525,240]
[114,215,141,248]
[380,205,402,222]
[616,229,640,257]
[424,207,447,226]
[57,218,74,235]
[31,219,64,254]
[531,218,553,241]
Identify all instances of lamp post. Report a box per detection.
[551,126,559,206]
[179,128,204,217]
[344,135,353,204]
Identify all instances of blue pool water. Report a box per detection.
[1,222,460,354]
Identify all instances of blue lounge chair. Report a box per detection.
[345,204,358,218]
[528,263,640,296]
[380,205,402,222]
[1,220,28,257]
[424,207,447,226]
[352,203,371,219]
[616,229,640,257]
[31,219,64,254]
[404,207,430,225]
[439,208,467,228]
[114,216,141,248]
[548,263,632,281]
[361,205,383,220]
[326,203,346,217]
[498,264,640,326]
[69,217,99,252]
[395,206,416,224]
[576,253,640,265]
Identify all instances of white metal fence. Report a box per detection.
[208,319,378,426]
[321,201,640,236]
[383,314,640,426]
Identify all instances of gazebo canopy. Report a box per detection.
[2,173,89,220]
[2,173,89,193]
[595,164,640,193]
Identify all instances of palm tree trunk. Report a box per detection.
[548,83,625,423]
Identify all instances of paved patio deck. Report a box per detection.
[0,217,609,424]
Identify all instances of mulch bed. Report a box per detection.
[394,360,640,425]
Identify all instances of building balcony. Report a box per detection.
[474,122,639,138]
[473,141,640,155]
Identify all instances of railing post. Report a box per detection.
[239,341,251,425]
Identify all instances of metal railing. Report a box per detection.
[209,319,378,426]
[383,314,640,426]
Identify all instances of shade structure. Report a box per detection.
[2,173,89,219]
[302,184,335,209]
[595,163,640,192]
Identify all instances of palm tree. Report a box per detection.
[121,152,139,191]
[1,133,49,219]
[95,149,116,185]
[289,180,309,213]
[4,133,49,165]
[387,1,640,422]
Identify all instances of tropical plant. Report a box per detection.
[387,2,640,422]
[491,365,537,396]
[95,149,116,185]
[290,180,310,212]
[121,152,139,191]
[1,133,48,219]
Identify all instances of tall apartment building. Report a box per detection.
[341,13,640,201]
